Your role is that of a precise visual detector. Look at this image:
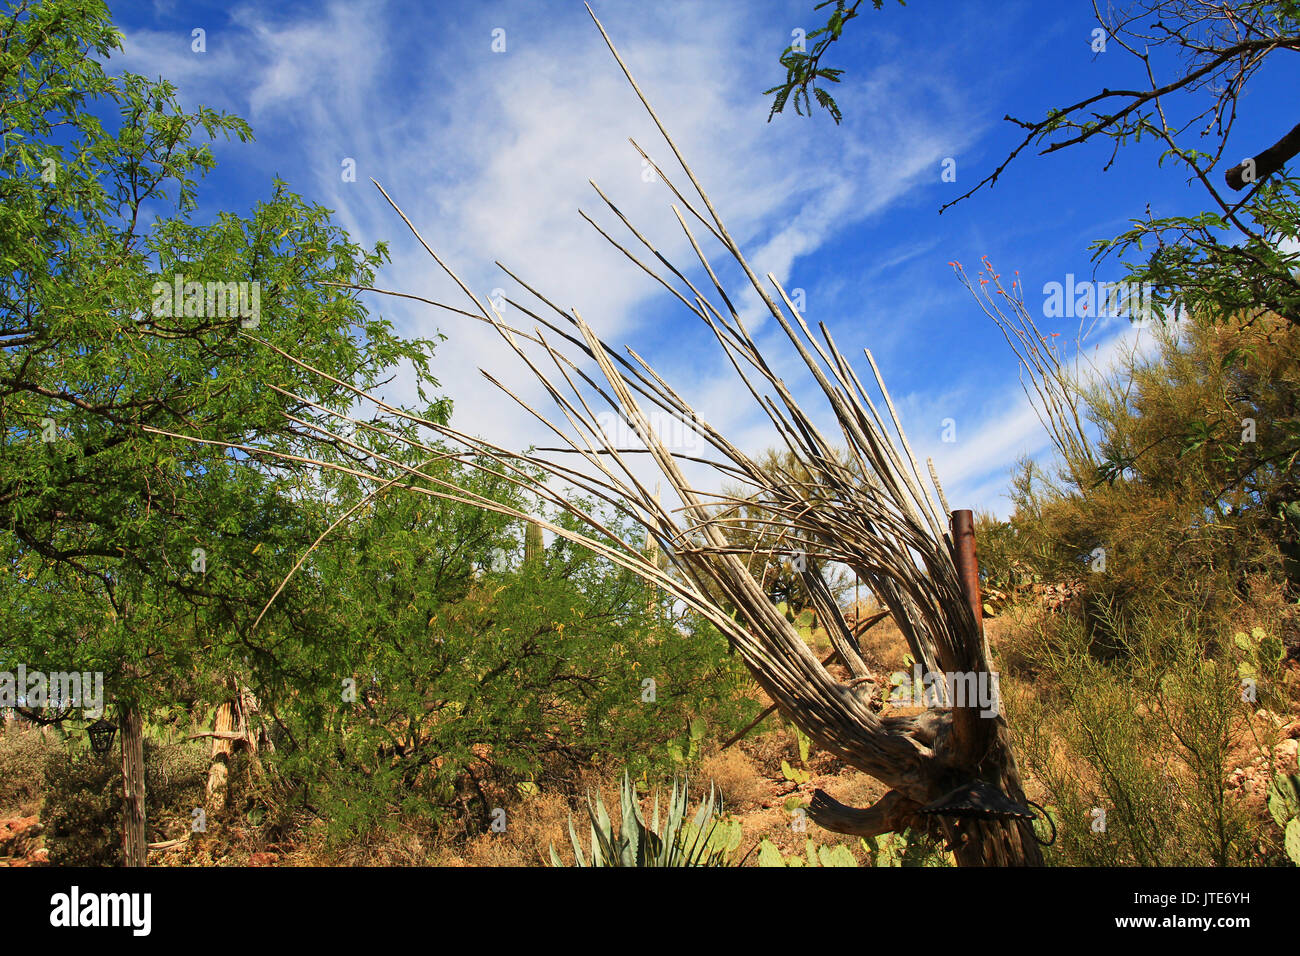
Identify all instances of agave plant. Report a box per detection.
[551,771,741,867]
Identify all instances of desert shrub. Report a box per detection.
[1007,607,1260,866]
[40,747,118,866]
[41,737,208,866]
[0,724,54,811]
[261,496,757,848]
[976,314,1300,644]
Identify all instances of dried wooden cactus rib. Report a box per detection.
[149,2,1044,865]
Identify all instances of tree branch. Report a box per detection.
[1225,119,1300,189]
[807,787,923,837]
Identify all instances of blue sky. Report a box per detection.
[102,0,1297,517]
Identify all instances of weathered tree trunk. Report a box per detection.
[204,699,237,817]
[204,681,266,821]
[808,511,1044,866]
[118,703,147,867]
[942,720,1043,867]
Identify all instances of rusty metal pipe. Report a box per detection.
[949,509,983,640]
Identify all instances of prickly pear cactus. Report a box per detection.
[755,837,859,867]
[1267,773,1300,865]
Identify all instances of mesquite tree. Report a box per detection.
[174,5,1045,865]
[1,0,439,864]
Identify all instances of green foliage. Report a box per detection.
[667,716,706,766]
[1233,626,1287,689]
[1269,772,1300,826]
[755,838,786,866]
[1,0,440,729]
[0,725,49,809]
[765,0,903,125]
[972,512,1041,614]
[795,724,812,764]
[266,489,754,843]
[980,316,1300,634]
[778,722,814,784]
[953,6,1300,574]
[751,821,946,868]
[1090,173,1300,330]
[551,771,741,867]
[780,760,810,785]
[1008,608,1257,866]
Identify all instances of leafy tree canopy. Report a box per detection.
[0,0,441,714]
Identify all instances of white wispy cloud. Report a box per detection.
[110,0,1050,525]
[910,313,1165,517]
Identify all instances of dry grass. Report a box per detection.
[847,600,911,675]
[696,747,768,810]
[440,791,575,867]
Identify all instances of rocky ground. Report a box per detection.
[0,815,46,867]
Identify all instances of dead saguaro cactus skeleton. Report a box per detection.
[152,4,1042,865]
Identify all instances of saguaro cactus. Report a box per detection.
[524,519,544,565]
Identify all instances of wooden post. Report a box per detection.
[119,701,147,867]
